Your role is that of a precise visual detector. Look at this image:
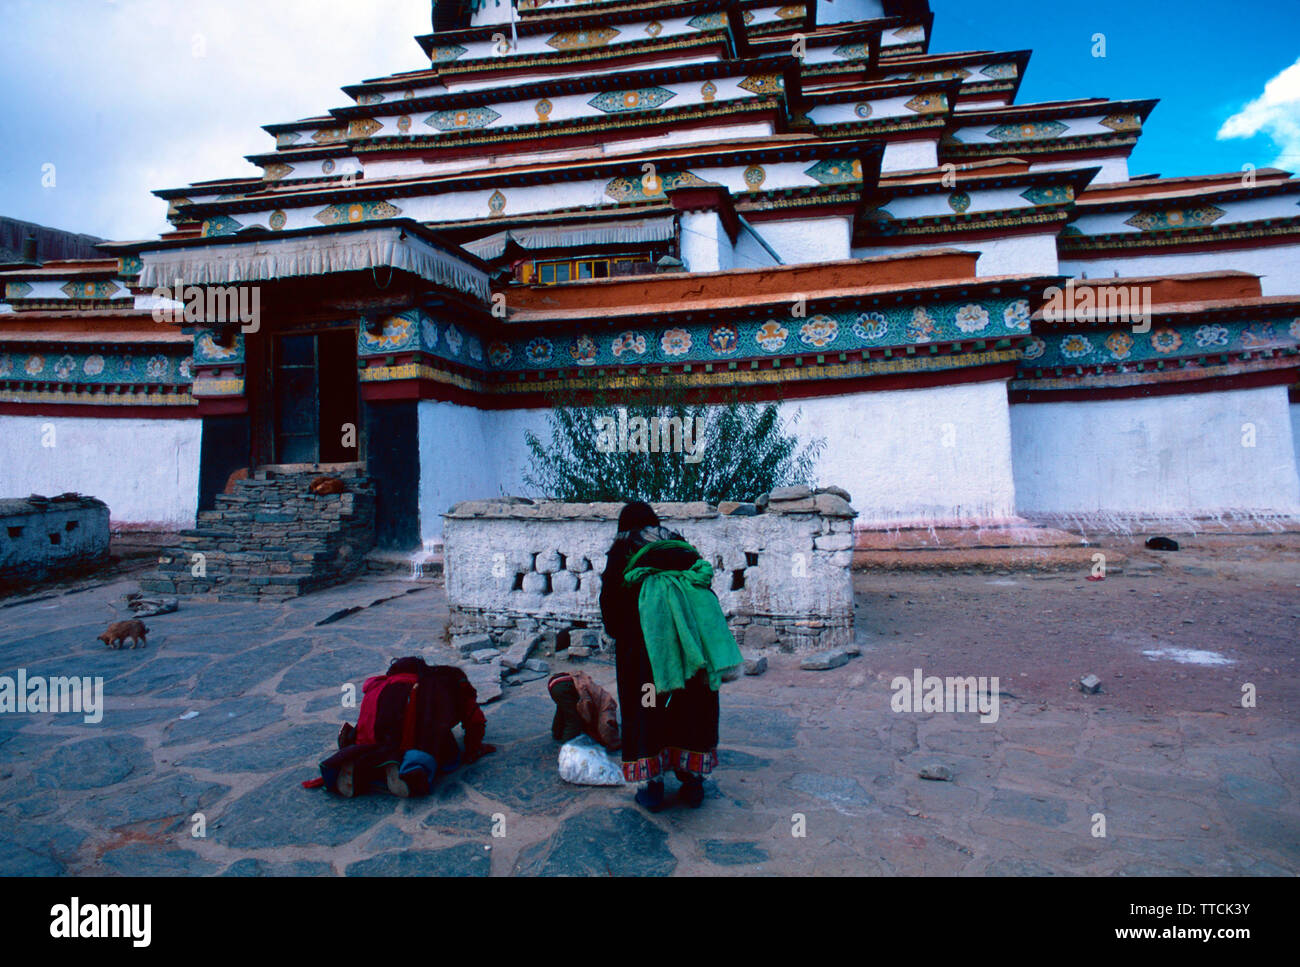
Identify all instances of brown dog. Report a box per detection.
[309,475,347,496]
[99,620,149,650]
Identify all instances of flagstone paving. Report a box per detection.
[0,549,1296,877]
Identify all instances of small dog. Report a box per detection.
[99,620,149,650]
[309,475,347,496]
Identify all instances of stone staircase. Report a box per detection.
[140,467,377,601]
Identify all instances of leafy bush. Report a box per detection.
[523,393,824,503]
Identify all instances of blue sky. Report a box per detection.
[1,0,1298,243]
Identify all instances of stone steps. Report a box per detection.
[139,467,377,601]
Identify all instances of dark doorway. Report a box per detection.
[272,329,359,464]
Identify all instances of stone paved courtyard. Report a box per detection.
[1,538,1297,876]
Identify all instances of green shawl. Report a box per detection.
[623,539,743,693]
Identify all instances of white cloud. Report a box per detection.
[1217,56,1300,170]
[0,0,430,240]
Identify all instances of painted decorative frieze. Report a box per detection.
[1122,206,1226,231]
[1020,185,1075,206]
[314,200,403,226]
[803,158,863,185]
[986,120,1070,142]
[0,347,195,385]
[430,44,468,64]
[426,106,503,131]
[738,74,783,95]
[1021,318,1299,371]
[588,87,678,113]
[546,27,620,50]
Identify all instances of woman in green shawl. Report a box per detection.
[598,501,741,811]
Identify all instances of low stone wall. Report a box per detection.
[443,486,856,652]
[0,494,110,590]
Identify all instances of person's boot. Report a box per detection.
[678,773,705,808]
[635,778,665,812]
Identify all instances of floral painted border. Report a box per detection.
[0,348,194,385]
[1019,318,1300,370]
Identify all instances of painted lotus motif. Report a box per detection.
[570,335,598,365]
[611,331,647,357]
[179,357,194,380]
[525,338,553,364]
[661,328,691,356]
[852,312,888,342]
[1290,319,1300,341]
[1061,334,1093,359]
[468,337,483,362]
[906,307,937,342]
[445,324,463,356]
[365,316,413,350]
[755,320,788,352]
[1022,336,1046,360]
[25,355,44,375]
[421,319,438,350]
[488,341,512,367]
[54,355,76,380]
[955,304,989,333]
[1240,323,1276,348]
[708,324,739,354]
[1151,329,1182,354]
[1003,300,1031,332]
[1105,332,1134,359]
[197,332,239,361]
[0,355,10,377]
[1194,324,1230,348]
[146,355,170,378]
[800,315,838,347]
[85,355,106,376]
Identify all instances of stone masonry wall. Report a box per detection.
[0,493,110,590]
[443,486,856,653]
[141,467,376,601]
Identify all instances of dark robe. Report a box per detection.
[319,659,486,793]
[599,525,720,782]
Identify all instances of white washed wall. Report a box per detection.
[1010,386,1300,516]
[790,379,1019,526]
[854,231,1060,276]
[1291,403,1300,476]
[0,415,201,528]
[418,380,1021,537]
[1061,241,1300,298]
[881,139,938,173]
[749,216,853,264]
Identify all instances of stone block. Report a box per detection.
[799,648,850,671]
[718,501,759,516]
[767,497,816,513]
[743,624,780,651]
[813,533,854,551]
[521,572,549,594]
[535,550,562,574]
[452,633,494,657]
[550,570,579,594]
[815,485,852,503]
[768,485,812,501]
[813,493,856,517]
[743,656,768,676]
[500,632,542,671]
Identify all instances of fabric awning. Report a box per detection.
[138,226,490,302]
[463,216,677,261]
